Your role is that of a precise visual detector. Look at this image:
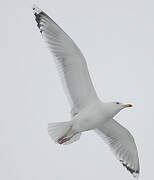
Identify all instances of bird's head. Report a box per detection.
[103,102,133,118]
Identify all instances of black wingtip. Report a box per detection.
[34,12,41,28]
[33,5,43,33]
[120,160,139,178]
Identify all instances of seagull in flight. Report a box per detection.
[33,5,140,178]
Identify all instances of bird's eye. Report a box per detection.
[116,102,120,104]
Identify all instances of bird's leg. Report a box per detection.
[58,136,72,144]
[57,125,73,144]
[58,132,78,144]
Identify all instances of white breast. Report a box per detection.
[72,100,106,132]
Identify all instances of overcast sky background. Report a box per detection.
[1,0,154,179]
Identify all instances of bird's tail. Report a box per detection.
[48,121,81,145]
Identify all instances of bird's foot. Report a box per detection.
[57,136,72,144]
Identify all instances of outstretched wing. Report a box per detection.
[95,119,140,178]
[33,6,98,116]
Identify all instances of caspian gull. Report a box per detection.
[33,5,140,178]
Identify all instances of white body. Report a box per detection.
[73,100,111,132]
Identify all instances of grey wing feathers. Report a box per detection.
[33,6,98,115]
[95,119,140,178]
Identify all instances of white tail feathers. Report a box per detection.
[48,121,81,145]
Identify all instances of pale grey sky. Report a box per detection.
[1,0,154,179]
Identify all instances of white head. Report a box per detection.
[103,101,133,118]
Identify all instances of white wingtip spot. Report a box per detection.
[32,4,42,14]
[133,172,139,179]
